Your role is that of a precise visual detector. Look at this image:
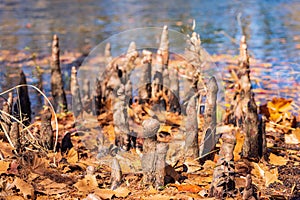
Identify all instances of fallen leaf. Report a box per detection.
[269,153,287,166]
[37,178,68,195]
[234,130,244,161]
[0,161,10,174]
[285,128,300,144]
[265,168,282,187]
[94,188,115,199]
[74,174,98,193]
[14,177,34,199]
[0,140,15,157]
[172,184,202,193]
[144,194,174,200]
[114,187,131,198]
[67,148,78,164]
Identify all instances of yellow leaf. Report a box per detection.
[285,128,300,144]
[67,148,78,164]
[0,161,10,174]
[269,153,287,166]
[265,168,282,187]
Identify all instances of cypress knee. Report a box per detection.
[51,34,67,113]
[40,106,53,150]
[70,66,83,117]
[184,95,199,159]
[199,76,218,159]
[142,117,160,185]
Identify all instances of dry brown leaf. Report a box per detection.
[0,140,15,157]
[234,130,244,161]
[267,98,292,122]
[192,176,212,186]
[14,177,34,199]
[6,196,24,200]
[114,187,131,198]
[94,188,115,199]
[184,157,201,173]
[74,174,98,193]
[285,128,300,144]
[171,184,202,193]
[265,168,282,187]
[269,153,288,166]
[102,124,115,143]
[37,178,68,195]
[67,148,78,164]
[0,161,10,174]
[144,194,174,200]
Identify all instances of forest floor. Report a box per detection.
[0,49,299,200]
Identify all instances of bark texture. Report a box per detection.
[184,95,199,159]
[40,106,53,150]
[113,85,130,150]
[70,66,83,117]
[14,71,31,126]
[51,34,67,113]
[210,131,236,199]
[199,76,218,158]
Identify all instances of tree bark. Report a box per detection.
[51,34,67,113]
[184,95,199,159]
[159,25,169,66]
[142,117,160,186]
[199,76,218,159]
[238,36,259,161]
[113,85,130,150]
[40,106,53,150]
[14,71,31,126]
[110,157,122,190]
[210,131,236,199]
[70,66,83,117]
[139,50,152,102]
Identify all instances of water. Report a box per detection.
[1,0,300,110]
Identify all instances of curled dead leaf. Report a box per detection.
[14,177,34,199]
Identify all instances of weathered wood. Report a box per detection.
[70,66,83,117]
[210,131,236,199]
[40,106,53,150]
[9,122,20,152]
[169,68,181,113]
[113,85,130,150]
[152,50,163,100]
[243,174,255,200]
[142,117,160,186]
[104,42,112,65]
[139,50,152,102]
[110,157,122,190]
[238,36,259,161]
[93,78,102,116]
[125,80,132,105]
[159,25,169,66]
[184,95,199,159]
[155,141,168,188]
[51,34,67,113]
[13,71,31,126]
[199,76,218,159]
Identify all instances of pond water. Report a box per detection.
[1,0,300,112]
